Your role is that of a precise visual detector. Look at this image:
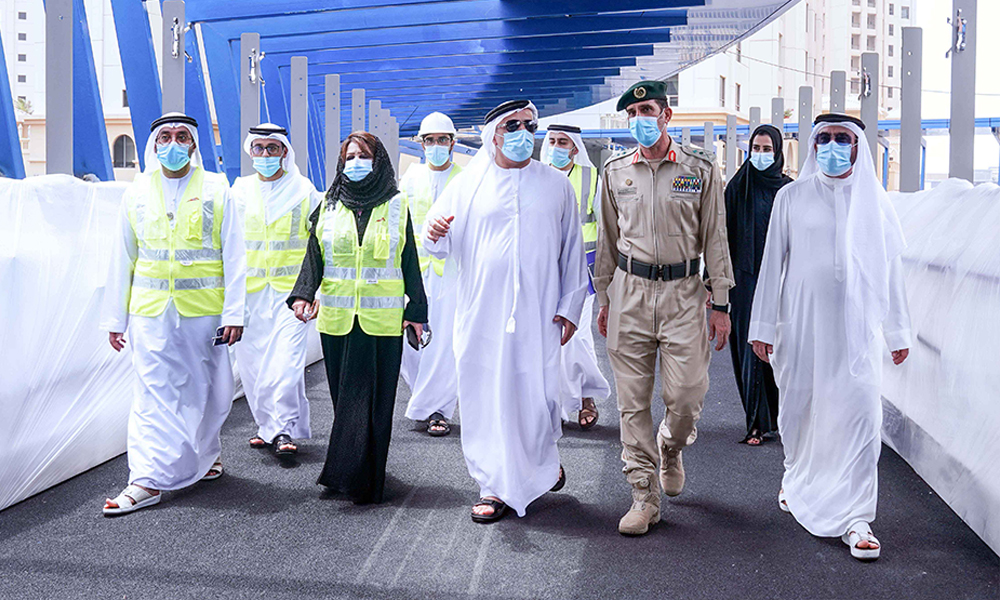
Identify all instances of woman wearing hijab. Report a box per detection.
[724,125,792,446]
[288,132,427,504]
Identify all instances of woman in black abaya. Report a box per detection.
[725,125,793,446]
[288,132,427,503]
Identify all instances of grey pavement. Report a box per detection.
[0,314,996,600]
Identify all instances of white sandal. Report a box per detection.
[201,457,224,481]
[778,489,790,513]
[842,520,881,561]
[103,484,160,516]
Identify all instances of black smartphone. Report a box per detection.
[405,324,420,351]
[212,326,227,346]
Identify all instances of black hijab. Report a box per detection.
[725,124,794,274]
[327,134,398,212]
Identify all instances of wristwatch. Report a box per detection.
[711,303,730,314]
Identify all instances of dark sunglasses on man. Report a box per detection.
[501,119,538,134]
[816,131,856,145]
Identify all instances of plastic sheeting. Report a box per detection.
[0,175,320,512]
[883,179,1000,556]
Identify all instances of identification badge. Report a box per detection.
[671,176,703,194]
[366,278,378,285]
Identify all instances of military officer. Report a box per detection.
[595,81,735,536]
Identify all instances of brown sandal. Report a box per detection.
[578,398,598,430]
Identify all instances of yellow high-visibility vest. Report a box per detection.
[401,162,460,276]
[126,166,228,317]
[316,192,409,336]
[237,177,311,294]
[568,164,599,255]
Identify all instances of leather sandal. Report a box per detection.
[550,465,566,492]
[273,434,297,456]
[578,398,598,430]
[471,497,508,523]
[249,435,268,449]
[427,412,451,437]
[201,457,223,480]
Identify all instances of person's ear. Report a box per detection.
[569,146,579,158]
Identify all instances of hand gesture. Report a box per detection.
[426,215,454,242]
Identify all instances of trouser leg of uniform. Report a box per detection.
[656,280,710,450]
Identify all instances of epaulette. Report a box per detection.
[603,146,637,168]
[678,144,716,163]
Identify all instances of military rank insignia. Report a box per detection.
[672,175,703,194]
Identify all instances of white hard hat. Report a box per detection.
[418,112,457,137]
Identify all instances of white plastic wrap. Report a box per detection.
[0,175,321,512]
[883,179,1000,556]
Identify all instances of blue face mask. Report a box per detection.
[548,146,573,169]
[424,145,451,168]
[253,156,283,178]
[500,128,535,163]
[629,115,663,148]
[343,157,373,182]
[815,141,854,177]
[750,152,775,171]
[157,142,192,172]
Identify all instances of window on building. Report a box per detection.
[113,135,137,169]
[736,83,742,112]
[888,45,894,57]
[867,36,877,51]
[851,56,861,71]
[17,75,26,83]
[888,65,894,78]
[889,3,895,15]
[851,78,860,94]
[18,33,26,41]
[888,87,894,99]
[852,12,861,27]
[719,76,726,107]
[122,89,129,108]
[867,14,876,29]
[901,6,910,19]
[665,74,679,107]
[867,0,876,7]
[17,54,26,62]
[852,0,860,5]
[18,11,27,20]
[889,24,894,36]
[852,34,861,50]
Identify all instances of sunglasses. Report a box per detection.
[500,119,538,134]
[816,132,855,145]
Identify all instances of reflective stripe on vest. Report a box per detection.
[404,163,460,276]
[316,192,409,337]
[126,167,227,318]
[240,178,312,294]
[570,165,599,254]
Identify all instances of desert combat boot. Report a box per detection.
[657,430,686,496]
[618,476,661,536]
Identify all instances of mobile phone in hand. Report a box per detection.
[405,324,420,351]
[212,326,227,346]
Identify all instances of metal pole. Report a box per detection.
[352,89,365,133]
[798,86,813,172]
[948,0,976,181]
[749,107,761,133]
[771,97,784,129]
[860,52,879,165]
[389,115,400,176]
[161,1,186,113]
[703,122,715,155]
[325,74,340,189]
[681,127,691,147]
[830,71,846,113]
[368,99,383,142]
[725,114,737,180]
[900,27,923,192]
[240,32,261,177]
[46,0,73,175]
[290,56,309,174]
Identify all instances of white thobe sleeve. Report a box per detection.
[555,178,589,328]
[220,190,247,327]
[748,187,790,345]
[100,199,137,333]
[423,179,457,259]
[882,256,912,351]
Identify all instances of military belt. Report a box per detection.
[618,252,700,282]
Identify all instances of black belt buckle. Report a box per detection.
[654,264,666,281]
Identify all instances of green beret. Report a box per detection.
[616,80,668,112]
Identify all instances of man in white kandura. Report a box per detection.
[232,123,321,457]
[749,113,911,561]
[540,124,611,430]
[101,112,246,516]
[424,100,589,523]
[400,112,462,437]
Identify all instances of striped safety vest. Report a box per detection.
[126,166,228,317]
[316,192,409,337]
[402,162,461,277]
[568,165,599,256]
[236,177,311,294]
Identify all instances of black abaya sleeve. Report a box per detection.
[287,203,325,308]
[401,213,428,324]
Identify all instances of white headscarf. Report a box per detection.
[143,115,203,174]
[797,120,907,374]
[539,128,595,169]
[242,125,317,222]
